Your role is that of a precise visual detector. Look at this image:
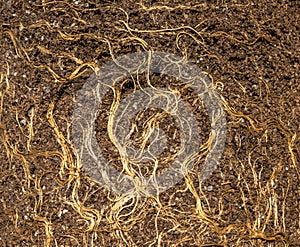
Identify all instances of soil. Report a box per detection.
[0,0,299,246]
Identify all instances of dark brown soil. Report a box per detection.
[0,0,299,246]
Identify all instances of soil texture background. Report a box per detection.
[0,0,299,246]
